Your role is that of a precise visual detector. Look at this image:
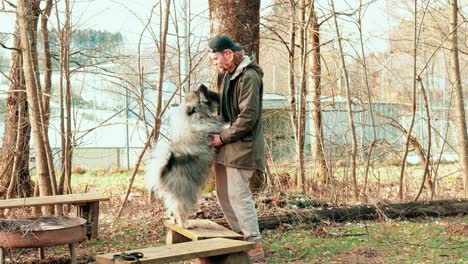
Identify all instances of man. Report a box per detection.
[209,34,265,261]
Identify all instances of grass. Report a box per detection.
[264,218,467,263]
[71,169,146,193]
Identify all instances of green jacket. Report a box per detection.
[215,56,265,172]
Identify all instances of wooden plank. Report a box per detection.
[95,238,254,264]
[164,219,243,241]
[0,193,109,209]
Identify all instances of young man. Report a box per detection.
[209,34,265,260]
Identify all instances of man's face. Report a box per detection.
[209,50,232,71]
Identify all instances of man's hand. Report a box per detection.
[211,134,223,147]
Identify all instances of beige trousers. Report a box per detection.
[215,163,261,242]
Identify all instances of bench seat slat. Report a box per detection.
[96,238,254,264]
[0,193,109,209]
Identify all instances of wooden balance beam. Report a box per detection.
[96,220,253,264]
[95,237,254,264]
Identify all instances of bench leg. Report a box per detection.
[77,202,100,239]
[89,202,100,239]
[166,229,191,244]
[0,247,5,264]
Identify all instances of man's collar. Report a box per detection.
[230,56,251,80]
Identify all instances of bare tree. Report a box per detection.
[355,0,377,197]
[398,0,419,201]
[295,0,312,192]
[414,79,432,200]
[330,0,359,198]
[287,0,298,169]
[61,0,73,195]
[309,0,328,185]
[0,22,33,200]
[153,0,171,143]
[448,0,468,198]
[17,0,54,209]
[40,0,52,129]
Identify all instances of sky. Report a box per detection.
[0,0,394,54]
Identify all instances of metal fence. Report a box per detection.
[23,100,462,170]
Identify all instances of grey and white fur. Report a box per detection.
[145,84,222,228]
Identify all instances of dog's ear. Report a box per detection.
[197,84,209,102]
[196,84,210,103]
[186,105,196,115]
[197,84,208,94]
[197,84,219,103]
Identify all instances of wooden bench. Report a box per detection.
[0,193,109,239]
[95,237,254,264]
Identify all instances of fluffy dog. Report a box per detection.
[145,84,222,228]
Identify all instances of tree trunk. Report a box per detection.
[250,199,468,230]
[357,0,377,198]
[287,0,298,169]
[449,0,468,198]
[57,3,66,195]
[37,0,58,200]
[153,0,171,143]
[296,0,308,192]
[64,0,73,195]
[309,2,328,185]
[17,0,53,208]
[414,80,433,201]
[40,0,53,129]
[209,0,263,190]
[398,0,418,201]
[0,23,33,199]
[330,0,358,198]
[208,0,260,62]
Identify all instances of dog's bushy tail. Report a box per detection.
[145,140,172,194]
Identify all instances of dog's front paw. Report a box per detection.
[166,216,176,224]
[184,223,195,229]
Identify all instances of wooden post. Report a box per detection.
[77,201,100,238]
[89,202,100,239]
[166,229,191,244]
[38,247,45,259]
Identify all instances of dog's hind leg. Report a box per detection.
[182,209,194,229]
[173,209,183,227]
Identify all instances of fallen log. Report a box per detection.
[255,199,468,230]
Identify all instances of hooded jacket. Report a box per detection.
[215,56,265,172]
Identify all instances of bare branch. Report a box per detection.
[0,42,20,51]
